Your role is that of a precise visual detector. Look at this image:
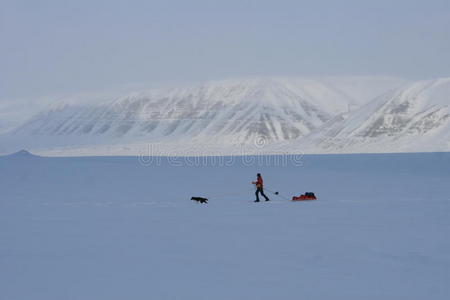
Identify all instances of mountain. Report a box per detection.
[0,149,39,160]
[283,78,450,154]
[0,102,39,134]
[0,76,406,155]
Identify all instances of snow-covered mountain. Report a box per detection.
[4,76,449,155]
[284,78,450,153]
[0,100,52,134]
[0,77,407,155]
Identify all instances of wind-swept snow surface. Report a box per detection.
[1,152,449,300]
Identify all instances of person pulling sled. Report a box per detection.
[252,173,270,202]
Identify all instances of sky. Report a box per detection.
[1,0,450,103]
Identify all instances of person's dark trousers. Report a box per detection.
[255,188,270,202]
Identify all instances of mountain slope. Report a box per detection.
[1,77,406,155]
[286,78,450,153]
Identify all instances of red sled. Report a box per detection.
[292,192,317,201]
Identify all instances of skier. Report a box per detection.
[252,173,270,202]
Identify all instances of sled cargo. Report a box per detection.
[292,192,317,201]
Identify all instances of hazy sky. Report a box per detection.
[1,0,450,101]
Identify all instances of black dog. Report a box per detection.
[191,197,208,204]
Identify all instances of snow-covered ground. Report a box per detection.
[1,151,449,300]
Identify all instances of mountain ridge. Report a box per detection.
[276,78,450,154]
[3,76,449,156]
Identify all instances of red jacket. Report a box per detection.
[253,177,263,188]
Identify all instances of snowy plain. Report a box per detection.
[0,151,449,300]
